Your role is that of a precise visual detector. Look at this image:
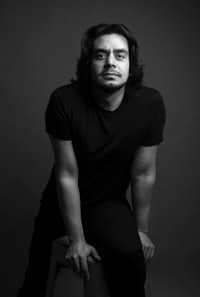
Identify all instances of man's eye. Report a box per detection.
[116,54,126,60]
[95,53,107,59]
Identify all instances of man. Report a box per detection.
[17,23,166,297]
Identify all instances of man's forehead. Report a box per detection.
[92,33,129,50]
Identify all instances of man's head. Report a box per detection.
[73,23,144,92]
[90,33,130,92]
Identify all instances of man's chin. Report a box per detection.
[96,82,126,92]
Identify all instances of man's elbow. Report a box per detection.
[145,173,156,186]
[133,170,156,186]
[55,166,79,184]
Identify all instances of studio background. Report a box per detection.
[1,0,199,296]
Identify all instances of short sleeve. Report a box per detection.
[45,89,72,140]
[140,91,166,146]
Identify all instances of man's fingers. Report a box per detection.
[139,232,155,261]
[87,255,96,264]
[91,247,101,262]
[65,253,82,277]
[145,248,151,262]
[65,244,101,280]
[72,255,82,276]
[144,244,155,262]
[149,244,155,260]
[65,254,73,268]
[80,256,90,281]
[142,244,148,260]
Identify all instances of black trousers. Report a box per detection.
[17,195,146,297]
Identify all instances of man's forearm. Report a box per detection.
[57,176,85,242]
[131,173,156,232]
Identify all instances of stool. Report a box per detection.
[45,236,151,297]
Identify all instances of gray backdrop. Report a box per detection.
[1,0,200,296]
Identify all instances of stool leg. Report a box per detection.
[145,270,151,297]
[45,237,71,297]
[46,239,70,297]
[45,243,60,297]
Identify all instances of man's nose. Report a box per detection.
[105,53,116,67]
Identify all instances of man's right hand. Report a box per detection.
[65,240,101,281]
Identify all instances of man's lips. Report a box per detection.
[102,72,121,77]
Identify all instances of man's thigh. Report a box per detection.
[82,198,143,256]
[82,198,146,297]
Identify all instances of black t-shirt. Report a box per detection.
[44,83,166,206]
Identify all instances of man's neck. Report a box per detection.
[91,85,126,111]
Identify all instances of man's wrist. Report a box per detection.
[68,236,86,244]
[138,229,149,234]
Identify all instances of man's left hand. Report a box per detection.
[138,231,155,262]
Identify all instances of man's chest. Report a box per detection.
[71,102,148,161]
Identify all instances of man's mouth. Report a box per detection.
[102,72,121,77]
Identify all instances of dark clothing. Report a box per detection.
[17,195,146,297]
[82,197,146,297]
[44,84,166,206]
[17,84,166,297]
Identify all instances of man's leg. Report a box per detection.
[17,203,65,297]
[82,198,146,297]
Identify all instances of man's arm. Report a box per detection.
[49,136,101,280]
[130,145,158,261]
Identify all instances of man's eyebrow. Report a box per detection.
[114,49,129,54]
[93,48,108,53]
[93,48,129,54]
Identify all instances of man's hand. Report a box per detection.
[65,240,101,281]
[138,231,155,262]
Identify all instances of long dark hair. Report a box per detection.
[72,23,144,91]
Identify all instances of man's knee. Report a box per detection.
[109,245,146,279]
[110,239,142,259]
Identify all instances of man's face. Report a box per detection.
[90,34,130,91]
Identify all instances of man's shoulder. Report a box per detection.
[133,86,162,98]
[128,86,164,105]
[142,86,163,99]
[51,83,82,98]
[49,83,88,108]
